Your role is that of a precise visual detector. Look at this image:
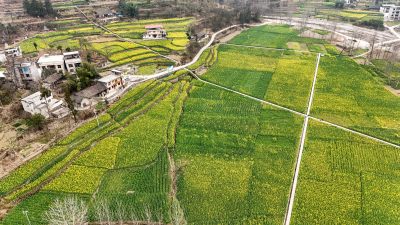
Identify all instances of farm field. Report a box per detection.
[0,79,190,224]
[1,24,400,225]
[291,121,400,224]
[312,56,400,145]
[175,82,304,224]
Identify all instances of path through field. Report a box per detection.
[284,53,321,225]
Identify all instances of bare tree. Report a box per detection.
[369,31,378,60]
[43,196,88,225]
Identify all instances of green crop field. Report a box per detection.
[1,24,399,225]
[292,121,400,224]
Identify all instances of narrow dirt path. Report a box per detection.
[284,53,321,225]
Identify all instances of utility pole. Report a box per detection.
[93,109,100,127]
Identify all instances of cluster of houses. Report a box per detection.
[1,47,127,119]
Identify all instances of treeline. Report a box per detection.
[118,0,139,18]
[23,0,56,17]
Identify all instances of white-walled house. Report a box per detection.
[72,74,125,109]
[98,74,125,97]
[21,92,67,118]
[381,4,400,21]
[63,51,82,74]
[38,54,66,74]
[143,24,167,40]
[5,46,22,57]
[14,60,42,82]
[73,83,107,109]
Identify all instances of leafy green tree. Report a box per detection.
[64,88,78,123]
[57,45,63,53]
[44,0,55,15]
[76,63,99,90]
[33,42,38,51]
[26,114,46,130]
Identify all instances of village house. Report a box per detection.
[38,54,66,74]
[381,4,400,21]
[94,8,118,23]
[43,73,64,92]
[5,46,22,58]
[143,24,167,40]
[73,83,107,109]
[72,74,125,109]
[63,51,82,74]
[14,59,42,82]
[94,8,114,18]
[98,74,125,97]
[21,91,68,118]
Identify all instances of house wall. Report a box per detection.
[39,62,66,74]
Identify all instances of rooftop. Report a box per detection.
[21,91,51,103]
[145,24,164,29]
[98,74,120,83]
[63,51,80,56]
[44,73,63,84]
[74,83,107,98]
[38,54,64,64]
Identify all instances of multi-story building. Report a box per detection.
[37,54,66,74]
[98,74,125,97]
[63,51,82,74]
[5,46,22,57]
[380,4,400,21]
[21,91,67,118]
[143,24,167,40]
[14,59,42,82]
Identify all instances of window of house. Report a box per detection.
[57,65,62,68]
[69,64,73,67]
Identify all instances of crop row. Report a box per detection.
[42,165,106,194]
[74,137,121,169]
[115,82,171,123]
[60,113,112,145]
[114,83,180,168]
[108,80,156,116]
[0,145,68,196]
[5,121,120,200]
[167,81,190,148]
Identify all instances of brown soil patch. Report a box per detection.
[219,29,243,43]
[385,86,400,97]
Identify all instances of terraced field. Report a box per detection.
[1,24,399,225]
[20,17,192,71]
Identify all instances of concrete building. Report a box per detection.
[72,74,125,109]
[143,24,167,40]
[14,60,42,82]
[5,46,22,57]
[38,54,66,74]
[63,51,82,74]
[381,4,400,21]
[21,91,67,118]
[98,74,125,97]
[73,83,107,109]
